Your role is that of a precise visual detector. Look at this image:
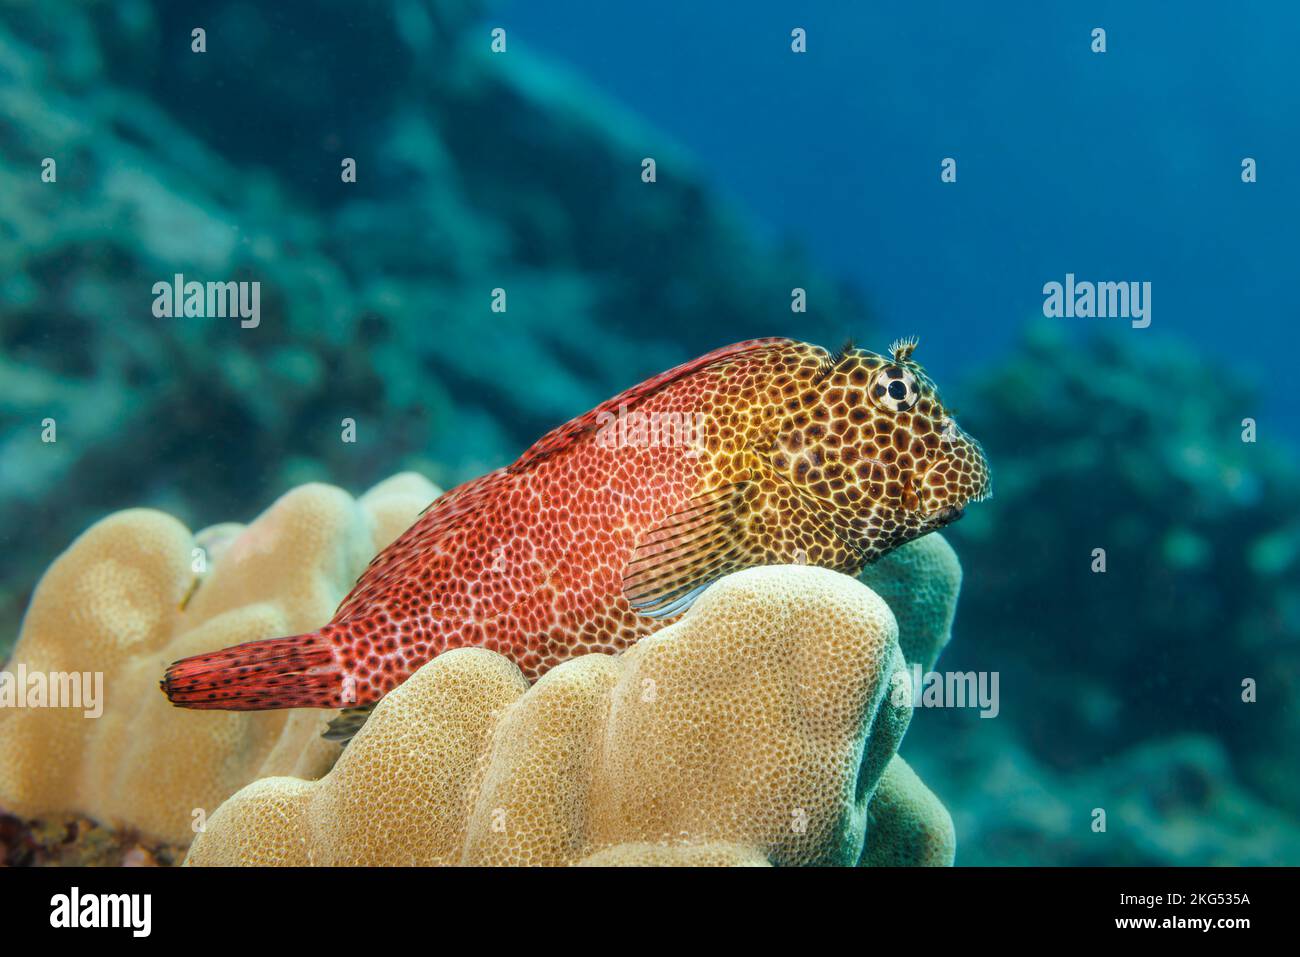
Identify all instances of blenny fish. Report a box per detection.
[162,338,990,723]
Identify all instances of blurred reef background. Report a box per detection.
[1,0,1297,865]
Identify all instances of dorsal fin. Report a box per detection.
[813,337,855,385]
[509,338,795,473]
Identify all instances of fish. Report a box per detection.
[161,337,990,721]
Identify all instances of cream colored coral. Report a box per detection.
[186,564,926,867]
[577,843,771,866]
[0,472,441,846]
[859,532,962,670]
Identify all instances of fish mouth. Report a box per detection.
[928,504,965,527]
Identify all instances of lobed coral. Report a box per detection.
[185,563,956,867]
[860,756,956,866]
[0,472,441,847]
[1,466,962,866]
[859,531,961,671]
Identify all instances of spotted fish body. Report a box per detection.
[163,338,990,712]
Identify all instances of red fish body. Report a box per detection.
[163,338,990,712]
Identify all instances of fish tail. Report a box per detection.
[161,631,344,710]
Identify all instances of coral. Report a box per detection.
[185,564,956,867]
[859,533,962,671]
[910,723,1300,866]
[577,843,772,867]
[860,757,956,866]
[0,809,186,867]
[943,323,1300,816]
[0,472,441,846]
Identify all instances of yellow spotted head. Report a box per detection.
[766,337,991,561]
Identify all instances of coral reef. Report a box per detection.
[0,809,186,867]
[1,456,964,866]
[910,722,1300,866]
[185,563,955,866]
[0,472,441,847]
[0,0,867,652]
[2,0,1294,869]
[942,323,1300,819]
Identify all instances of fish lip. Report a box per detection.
[930,504,965,527]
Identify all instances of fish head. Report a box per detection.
[766,337,991,561]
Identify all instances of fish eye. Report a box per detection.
[869,367,920,412]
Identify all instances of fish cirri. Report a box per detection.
[162,337,990,716]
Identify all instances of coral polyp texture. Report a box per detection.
[0,472,442,847]
[0,470,960,866]
[186,562,955,867]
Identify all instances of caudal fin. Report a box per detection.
[161,632,342,710]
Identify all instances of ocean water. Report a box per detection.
[505,1,1300,431]
[0,0,1297,868]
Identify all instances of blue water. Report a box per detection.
[503,0,1300,435]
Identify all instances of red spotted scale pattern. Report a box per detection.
[162,337,990,711]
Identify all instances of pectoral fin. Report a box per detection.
[323,705,375,745]
[622,482,749,619]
